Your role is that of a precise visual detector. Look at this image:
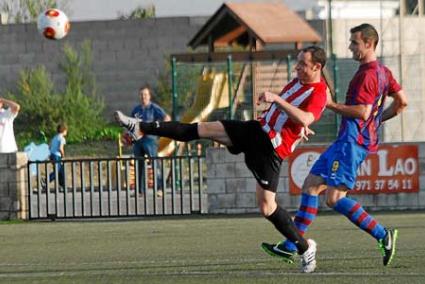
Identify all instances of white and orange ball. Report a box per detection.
[37,9,70,40]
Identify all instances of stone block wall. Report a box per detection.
[0,153,28,220]
[1,17,425,141]
[0,17,208,117]
[1,143,424,220]
[206,143,425,214]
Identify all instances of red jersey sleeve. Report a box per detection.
[302,82,327,121]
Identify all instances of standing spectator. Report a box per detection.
[130,85,170,195]
[131,85,171,157]
[0,97,20,153]
[42,123,68,190]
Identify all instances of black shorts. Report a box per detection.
[220,120,282,192]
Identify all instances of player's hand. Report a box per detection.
[300,126,315,141]
[258,91,277,105]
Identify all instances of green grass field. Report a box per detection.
[0,211,424,283]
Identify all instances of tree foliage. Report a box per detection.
[7,41,120,147]
[118,4,155,20]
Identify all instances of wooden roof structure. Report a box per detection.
[188,2,322,50]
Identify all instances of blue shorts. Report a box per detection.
[310,141,368,190]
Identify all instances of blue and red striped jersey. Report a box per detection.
[337,61,401,152]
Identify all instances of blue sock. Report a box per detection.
[282,193,319,252]
[333,197,386,240]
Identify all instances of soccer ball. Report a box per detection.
[37,9,70,40]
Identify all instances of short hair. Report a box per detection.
[350,23,379,49]
[302,46,327,70]
[139,84,152,96]
[57,123,68,133]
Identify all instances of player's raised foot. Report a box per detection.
[114,111,143,140]
[300,239,317,273]
[378,228,398,266]
[260,241,296,264]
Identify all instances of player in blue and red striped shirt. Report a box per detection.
[270,23,408,267]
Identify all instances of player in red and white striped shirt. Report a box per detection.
[114,46,328,273]
[259,74,327,159]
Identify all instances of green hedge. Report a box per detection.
[7,41,121,148]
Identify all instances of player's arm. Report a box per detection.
[0,98,20,115]
[381,90,408,122]
[326,91,372,120]
[258,91,315,127]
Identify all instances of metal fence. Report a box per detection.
[27,156,207,220]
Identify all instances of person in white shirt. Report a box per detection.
[0,98,20,153]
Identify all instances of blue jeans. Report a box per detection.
[49,154,65,187]
[133,136,158,157]
[133,137,158,193]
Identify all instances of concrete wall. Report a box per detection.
[206,143,425,214]
[0,153,28,220]
[0,17,207,116]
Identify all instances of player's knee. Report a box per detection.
[302,174,324,195]
[301,183,309,193]
[197,121,220,136]
[257,200,275,217]
[326,196,339,208]
[197,122,207,137]
[302,185,319,195]
[257,202,268,217]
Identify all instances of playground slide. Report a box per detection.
[158,71,229,157]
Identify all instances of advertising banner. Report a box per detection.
[288,144,419,195]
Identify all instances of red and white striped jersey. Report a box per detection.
[259,78,327,159]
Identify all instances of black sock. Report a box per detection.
[140,121,199,142]
[266,206,309,254]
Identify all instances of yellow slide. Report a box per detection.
[158,71,229,157]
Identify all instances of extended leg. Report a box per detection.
[327,187,398,266]
[114,111,232,146]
